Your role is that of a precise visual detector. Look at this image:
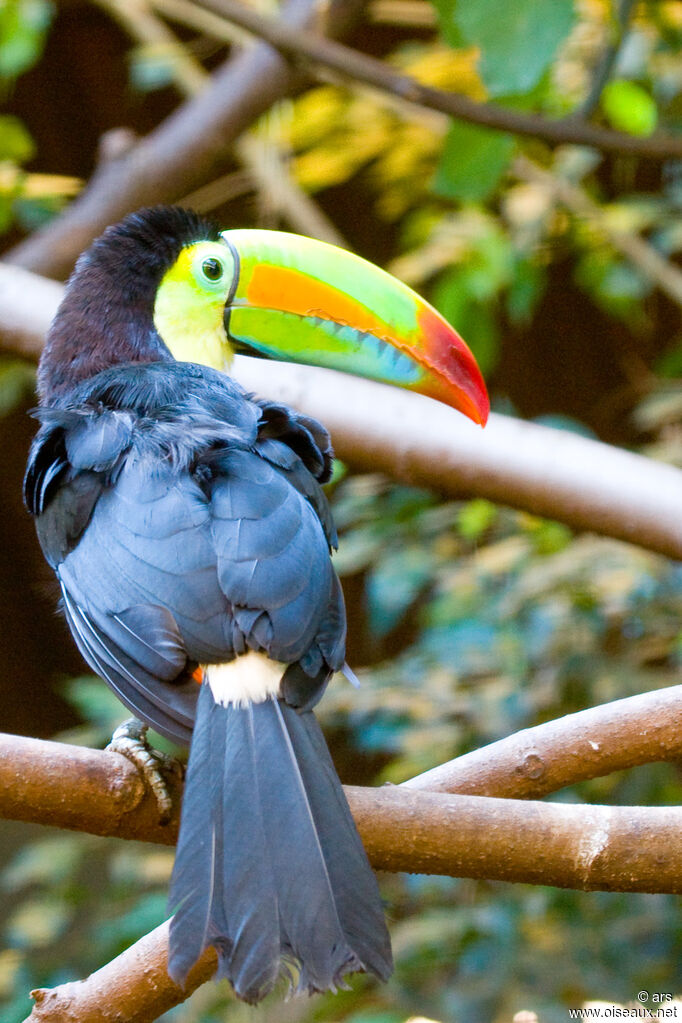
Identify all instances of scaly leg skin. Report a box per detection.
[107,717,184,824]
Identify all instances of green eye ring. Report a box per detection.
[201,256,224,282]
[189,245,233,293]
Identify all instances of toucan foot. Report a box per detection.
[107,717,184,824]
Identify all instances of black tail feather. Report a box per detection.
[168,684,392,1003]
[280,708,393,985]
[166,685,215,981]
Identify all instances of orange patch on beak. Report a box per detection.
[246,265,389,338]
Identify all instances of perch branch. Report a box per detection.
[0,733,182,845]
[195,0,682,160]
[1,262,681,559]
[3,731,682,894]
[20,782,682,1022]
[9,682,682,1021]
[1,728,682,896]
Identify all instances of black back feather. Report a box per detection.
[24,361,344,739]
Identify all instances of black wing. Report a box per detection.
[26,363,345,744]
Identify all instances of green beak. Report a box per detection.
[222,229,489,426]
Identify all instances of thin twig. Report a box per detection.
[3,0,364,279]
[152,0,253,47]
[578,0,638,119]
[194,0,682,160]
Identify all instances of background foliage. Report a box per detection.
[1,0,682,1020]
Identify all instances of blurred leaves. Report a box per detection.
[0,116,35,163]
[436,0,575,97]
[0,0,51,80]
[0,0,74,234]
[433,121,515,202]
[322,475,682,787]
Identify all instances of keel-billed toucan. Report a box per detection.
[24,207,488,1003]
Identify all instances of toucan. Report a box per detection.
[24,206,488,1003]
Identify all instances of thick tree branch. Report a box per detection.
[195,0,682,161]
[237,359,682,561]
[3,725,682,893]
[19,781,682,1022]
[9,684,682,1021]
[351,786,682,891]
[0,733,182,844]
[2,262,681,559]
[0,264,63,359]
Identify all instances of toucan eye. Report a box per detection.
[201,257,224,282]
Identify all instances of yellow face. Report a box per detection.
[153,240,237,370]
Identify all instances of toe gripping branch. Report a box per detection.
[107,717,184,825]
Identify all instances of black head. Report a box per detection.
[38,206,222,404]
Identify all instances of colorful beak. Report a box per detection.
[221,229,489,426]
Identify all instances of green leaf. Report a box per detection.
[447,0,575,97]
[0,115,35,162]
[61,676,126,729]
[601,80,658,137]
[0,0,52,79]
[506,259,547,324]
[13,195,64,232]
[0,359,35,415]
[0,195,14,234]
[434,120,514,202]
[574,249,650,326]
[430,0,464,48]
[457,498,497,540]
[94,893,167,954]
[527,519,573,555]
[655,343,682,378]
